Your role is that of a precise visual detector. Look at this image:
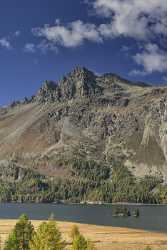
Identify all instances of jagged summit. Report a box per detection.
[2,67,152,109]
[36,67,102,103]
[36,80,59,103]
[36,67,150,103]
[70,66,95,77]
[41,81,57,90]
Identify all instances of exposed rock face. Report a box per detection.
[37,67,102,103]
[1,67,167,182]
[36,81,60,103]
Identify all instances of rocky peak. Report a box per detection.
[36,67,150,104]
[36,80,60,103]
[36,67,103,103]
[70,66,95,79]
[40,81,57,91]
[58,66,102,99]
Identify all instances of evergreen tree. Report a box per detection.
[29,220,66,250]
[4,214,34,250]
[72,234,88,250]
[145,246,151,250]
[87,240,96,250]
[0,235,2,250]
[4,231,18,250]
[70,226,96,250]
[69,225,80,240]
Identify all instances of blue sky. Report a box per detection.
[0,0,167,105]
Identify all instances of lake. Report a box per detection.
[0,203,166,233]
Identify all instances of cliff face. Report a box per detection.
[1,67,167,182]
[36,67,102,102]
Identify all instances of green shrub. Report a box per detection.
[4,214,34,250]
[29,219,66,250]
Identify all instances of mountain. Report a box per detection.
[0,66,167,203]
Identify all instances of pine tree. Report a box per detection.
[4,231,18,250]
[4,214,34,250]
[70,226,96,250]
[29,220,66,250]
[69,225,80,240]
[72,234,88,250]
[0,235,2,250]
[87,240,96,250]
[145,246,151,250]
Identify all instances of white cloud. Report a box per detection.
[32,1,167,49]
[94,0,167,40]
[32,20,102,48]
[0,38,11,49]
[129,69,147,77]
[24,41,58,54]
[132,44,167,74]
[32,1,167,47]
[24,43,36,53]
[121,45,131,53]
[92,0,167,74]
[37,40,58,54]
[0,31,21,50]
[29,0,167,75]
[14,31,21,37]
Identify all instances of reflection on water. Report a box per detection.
[0,203,166,232]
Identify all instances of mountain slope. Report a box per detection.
[1,67,167,203]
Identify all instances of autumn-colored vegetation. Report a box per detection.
[4,215,96,250]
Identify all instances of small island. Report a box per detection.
[113,206,140,218]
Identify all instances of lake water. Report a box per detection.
[0,203,167,233]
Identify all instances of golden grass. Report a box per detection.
[0,220,167,250]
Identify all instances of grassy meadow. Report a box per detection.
[0,220,167,250]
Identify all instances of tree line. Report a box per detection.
[0,157,165,204]
[4,214,96,250]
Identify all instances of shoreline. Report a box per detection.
[0,219,167,250]
[1,201,167,206]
